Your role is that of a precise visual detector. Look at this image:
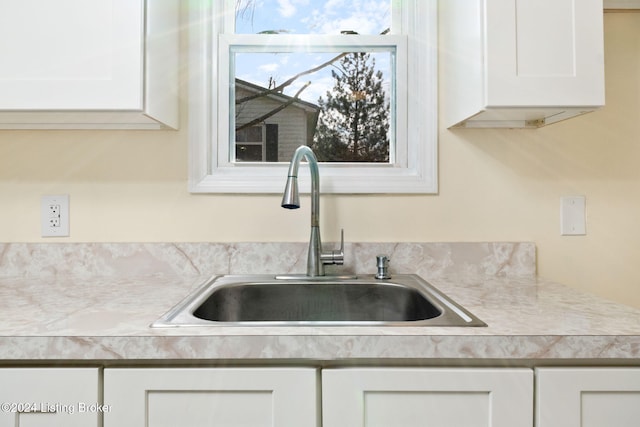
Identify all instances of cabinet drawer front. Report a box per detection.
[104,368,318,427]
[322,368,532,427]
[0,368,100,427]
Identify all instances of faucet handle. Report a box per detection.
[321,229,345,265]
[335,228,345,265]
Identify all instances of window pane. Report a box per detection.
[234,50,394,163]
[235,0,391,35]
[236,125,263,143]
[236,144,264,161]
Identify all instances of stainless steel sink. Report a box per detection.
[152,274,486,327]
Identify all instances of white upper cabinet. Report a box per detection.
[0,0,179,129]
[440,0,605,128]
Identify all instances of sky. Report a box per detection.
[235,0,391,35]
[233,0,392,104]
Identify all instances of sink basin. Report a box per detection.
[194,283,440,322]
[152,274,486,327]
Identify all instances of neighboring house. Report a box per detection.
[234,79,320,162]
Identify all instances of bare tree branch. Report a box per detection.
[236,81,312,131]
[236,29,390,105]
[236,52,348,105]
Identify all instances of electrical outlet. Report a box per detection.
[41,195,69,237]
[49,204,60,217]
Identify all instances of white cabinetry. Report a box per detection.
[103,368,318,427]
[440,0,605,128]
[536,368,640,427]
[0,368,100,427]
[0,0,179,129]
[16,365,640,426]
[322,368,533,427]
[104,367,533,426]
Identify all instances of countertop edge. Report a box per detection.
[1,334,639,362]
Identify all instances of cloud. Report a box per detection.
[259,63,280,73]
[304,0,390,34]
[277,0,296,18]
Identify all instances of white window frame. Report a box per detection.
[187,0,437,194]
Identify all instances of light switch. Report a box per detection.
[560,196,586,236]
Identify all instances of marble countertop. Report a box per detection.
[2,272,640,362]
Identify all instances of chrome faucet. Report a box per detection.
[281,145,344,277]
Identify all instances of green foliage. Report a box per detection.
[311,52,390,162]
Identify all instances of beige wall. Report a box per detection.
[0,13,638,307]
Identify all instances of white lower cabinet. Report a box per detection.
[103,368,318,427]
[103,367,533,427]
[536,368,640,427]
[103,366,640,426]
[0,368,100,427]
[322,368,533,427]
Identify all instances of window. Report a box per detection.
[235,123,279,162]
[188,0,437,193]
[236,125,266,161]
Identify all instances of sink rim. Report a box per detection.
[151,274,486,328]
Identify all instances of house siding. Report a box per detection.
[236,86,313,162]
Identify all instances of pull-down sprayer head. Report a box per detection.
[280,145,319,218]
[281,175,300,209]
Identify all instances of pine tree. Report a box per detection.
[311,52,390,162]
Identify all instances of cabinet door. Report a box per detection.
[536,368,640,427]
[322,368,532,427]
[104,368,318,427]
[0,0,143,110]
[486,0,604,107]
[0,368,100,427]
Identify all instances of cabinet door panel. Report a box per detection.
[536,368,640,427]
[322,368,532,427]
[147,390,274,427]
[486,0,604,106]
[364,390,490,426]
[0,368,100,427]
[0,0,143,110]
[104,368,318,427]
